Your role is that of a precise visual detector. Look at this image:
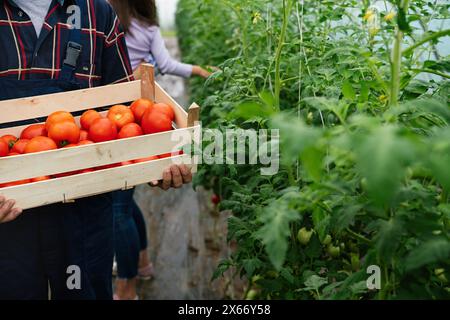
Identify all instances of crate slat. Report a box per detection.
[0,81,142,124]
[0,126,199,184]
[0,155,196,210]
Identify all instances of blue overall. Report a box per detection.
[0,0,114,300]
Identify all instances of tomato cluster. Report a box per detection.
[0,99,182,188]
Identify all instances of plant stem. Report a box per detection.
[410,68,450,80]
[403,29,450,56]
[389,0,410,107]
[274,0,292,110]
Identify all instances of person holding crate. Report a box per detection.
[108,0,212,300]
[0,0,192,300]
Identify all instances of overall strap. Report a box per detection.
[59,0,87,82]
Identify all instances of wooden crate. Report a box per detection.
[0,64,201,210]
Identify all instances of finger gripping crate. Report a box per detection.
[0,64,201,210]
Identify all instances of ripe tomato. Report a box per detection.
[211,194,221,205]
[63,143,78,148]
[78,140,94,146]
[0,140,8,157]
[107,105,135,129]
[80,110,102,130]
[88,118,117,142]
[158,150,184,159]
[133,156,159,163]
[118,123,143,139]
[48,121,80,147]
[0,179,31,188]
[24,136,58,153]
[7,152,21,156]
[45,111,75,131]
[141,110,172,134]
[130,98,153,123]
[120,161,134,166]
[1,135,18,149]
[31,176,51,182]
[79,168,95,174]
[79,129,89,141]
[11,139,29,154]
[20,124,47,140]
[149,103,175,121]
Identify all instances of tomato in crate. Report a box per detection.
[20,124,47,140]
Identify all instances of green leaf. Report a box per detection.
[354,125,414,207]
[256,199,300,270]
[342,80,356,100]
[231,101,274,120]
[404,238,450,272]
[302,275,328,291]
[375,217,405,261]
[312,208,330,242]
[242,258,263,278]
[300,146,324,182]
[212,260,232,281]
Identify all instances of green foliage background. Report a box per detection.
[176,0,450,299]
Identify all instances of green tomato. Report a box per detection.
[322,234,332,246]
[297,227,313,245]
[252,275,262,283]
[350,253,360,271]
[435,268,448,283]
[327,244,341,258]
[246,289,258,300]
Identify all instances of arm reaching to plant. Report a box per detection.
[0,196,22,224]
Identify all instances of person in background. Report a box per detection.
[109,0,213,300]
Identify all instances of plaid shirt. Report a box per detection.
[0,0,133,88]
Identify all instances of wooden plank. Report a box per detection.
[155,82,188,128]
[139,64,156,101]
[0,81,141,124]
[188,103,200,127]
[0,155,197,210]
[0,127,197,184]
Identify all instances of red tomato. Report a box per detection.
[20,124,47,140]
[133,156,159,163]
[0,140,8,157]
[141,110,172,134]
[79,130,89,141]
[80,110,102,131]
[31,176,51,182]
[107,105,135,129]
[118,123,143,139]
[211,194,221,205]
[63,143,78,148]
[158,150,184,159]
[11,139,29,154]
[45,111,75,131]
[78,140,94,146]
[79,168,95,174]
[0,179,31,188]
[130,98,153,123]
[120,161,134,166]
[7,152,21,156]
[149,103,175,121]
[24,136,58,153]
[48,121,80,147]
[1,135,18,149]
[88,118,117,143]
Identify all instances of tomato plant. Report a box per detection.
[177,0,450,300]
